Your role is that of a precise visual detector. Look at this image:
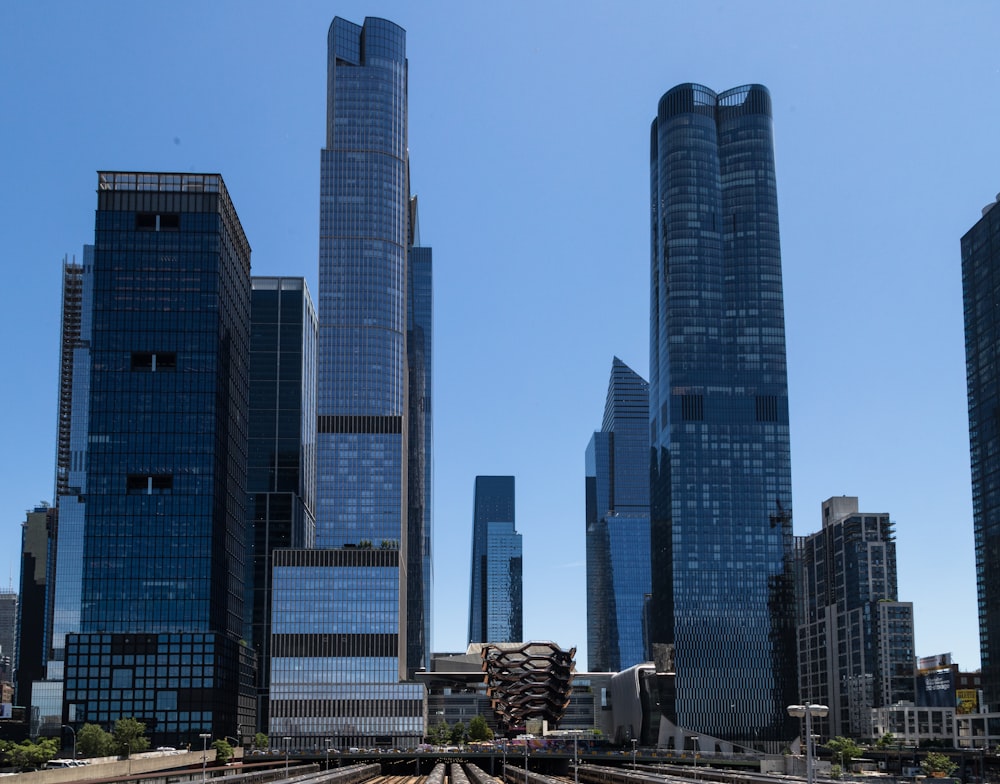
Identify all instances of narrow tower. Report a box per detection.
[468,476,522,644]
[586,357,650,672]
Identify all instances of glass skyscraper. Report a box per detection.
[468,476,522,644]
[962,196,1000,708]
[248,276,317,735]
[586,357,650,673]
[63,171,256,745]
[285,16,428,746]
[648,84,797,748]
[407,197,433,674]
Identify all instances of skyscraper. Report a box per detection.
[648,84,797,748]
[796,497,915,738]
[63,171,255,745]
[302,16,427,744]
[586,357,650,672]
[468,476,522,645]
[247,276,317,735]
[407,197,433,674]
[16,504,54,715]
[962,196,1000,708]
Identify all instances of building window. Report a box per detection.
[131,352,177,372]
[126,475,173,495]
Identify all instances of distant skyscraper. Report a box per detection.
[468,476,522,644]
[407,197,433,673]
[962,196,1000,708]
[247,276,317,735]
[0,592,17,684]
[648,83,797,748]
[796,497,915,738]
[586,357,650,672]
[296,15,426,745]
[63,171,255,745]
[16,504,54,713]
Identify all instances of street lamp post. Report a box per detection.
[524,736,529,784]
[631,738,637,770]
[325,739,332,770]
[502,739,507,781]
[61,725,77,760]
[283,736,291,776]
[787,704,829,784]
[199,733,212,784]
[689,736,699,769]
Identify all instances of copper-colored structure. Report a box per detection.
[481,641,576,730]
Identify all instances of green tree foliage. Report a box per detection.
[826,736,864,769]
[922,752,958,777]
[254,732,269,749]
[0,737,60,770]
[449,721,467,745]
[427,723,450,745]
[113,717,149,757]
[875,733,896,749]
[77,724,116,757]
[213,739,233,764]
[468,715,494,742]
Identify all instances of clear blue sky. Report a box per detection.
[2,1,994,672]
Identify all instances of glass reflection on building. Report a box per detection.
[586,357,650,672]
[468,476,522,644]
[648,84,797,748]
[248,276,317,735]
[64,171,255,745]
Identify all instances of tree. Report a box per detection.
[427,722,450,745]
[112,717,149,757]
[468,715,494,742]
[254,732,269,750]
[922,752,958,778]
[213,739,233,764]
[875,733,896,750]
[77,724,115,758]
[449,721,467,745]
[0,737,59,770]
[826,736,863,771]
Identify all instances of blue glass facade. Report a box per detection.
[64,171,255,745]
[962,198,1000,707]
[248,276,317,734]
[407,206,433,673]
[268,548,424,746]
[648,84,797,747]
[284,16,430,745]
[468,476,522,644]
[52,248,93,673]
[586,357,650,672]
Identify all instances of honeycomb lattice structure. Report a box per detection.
[481,641,576,730]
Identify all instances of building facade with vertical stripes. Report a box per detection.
[648,84,797,749]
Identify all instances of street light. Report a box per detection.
[524,736,529,784]
[283,736,291,776]
[199,733,212,784]
[61,725,77,760]
[787,704,829,784]
[325,739,332,770]
[689,736,699,769]
[631,738,637,770]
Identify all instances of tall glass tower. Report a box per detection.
[648,84,797,748]
[291,16,427,745]
[65,172,256,745]
[962,196,1000,708]
[248,276,317,736]
[468,476,522,644]
[585,357,650,672]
